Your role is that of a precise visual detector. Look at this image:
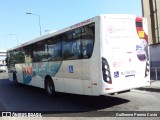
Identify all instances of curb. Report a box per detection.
[150,80,160,87]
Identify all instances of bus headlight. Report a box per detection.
[102,57,112,84]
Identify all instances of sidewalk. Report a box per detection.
[135,80,160,93]
[150,80,160,87]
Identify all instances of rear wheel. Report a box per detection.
[45,78,56,97]
[13,73,18,84]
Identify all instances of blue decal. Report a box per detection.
[114,71,119,78]
[32,61,62,78]
[23,74,32,84]
[69,65,74,73]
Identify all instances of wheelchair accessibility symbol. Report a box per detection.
[69,65,74,73]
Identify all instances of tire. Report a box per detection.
[13,73,18,84]
[45,78,56,97]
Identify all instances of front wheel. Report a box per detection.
[45,78,56,97]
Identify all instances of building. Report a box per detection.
[141,0,160,44]
[142,0,160,80]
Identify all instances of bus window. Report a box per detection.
[47,36,62,61]
[82,23,95,58]
[62,29,82,60]
[24,46,33,63]
[9,49,25,66]
[33,41,48,62]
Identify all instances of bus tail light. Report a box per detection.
[102,57,112,84]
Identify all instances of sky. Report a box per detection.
[0,0,142,50]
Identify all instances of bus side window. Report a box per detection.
[62,29,82,60]
[86,43,93,58]
[33,41,48,62]
[47,36,62,61]
[82,23,95,59]
[24,46,33,63]
[82,42,93,58]
[9,49,25,65]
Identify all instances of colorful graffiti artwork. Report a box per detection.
[22,61,62,85]
[23,66,32,84]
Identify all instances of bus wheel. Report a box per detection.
[45,78,56,97]
[13,73,18,84]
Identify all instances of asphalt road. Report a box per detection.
[0,78,160,117]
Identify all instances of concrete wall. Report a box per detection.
[142,0,160,44]
[142,0,152,44]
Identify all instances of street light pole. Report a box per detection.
[26,12,42,35]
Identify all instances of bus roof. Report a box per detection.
[7,14,141,51]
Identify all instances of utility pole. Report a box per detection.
[154,0,160,43]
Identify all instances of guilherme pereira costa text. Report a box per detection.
[116,112,158,117]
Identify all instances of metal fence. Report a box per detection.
[150,67,160,80]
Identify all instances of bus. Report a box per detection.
[6,14,150,96]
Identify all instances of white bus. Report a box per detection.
[6,14,150,96]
